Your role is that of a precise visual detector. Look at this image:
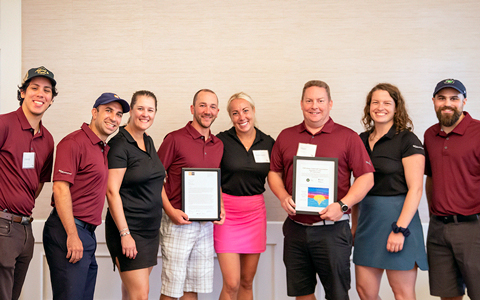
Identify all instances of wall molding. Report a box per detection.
[20,220,433,300]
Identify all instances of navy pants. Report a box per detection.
[43,210,98,300]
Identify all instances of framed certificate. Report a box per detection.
[182,168,221,221]
[292,156,338,215]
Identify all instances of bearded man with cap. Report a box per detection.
[42,93,129,300]
[0,66,57,300]
[424,79,480,300]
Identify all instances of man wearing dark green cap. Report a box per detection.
[0,66,58,300]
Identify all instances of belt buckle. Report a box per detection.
[20,216,32,225]
[441,216,451,224]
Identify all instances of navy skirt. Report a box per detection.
[353,194,428,271]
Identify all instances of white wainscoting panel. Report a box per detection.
[20,221,433,300]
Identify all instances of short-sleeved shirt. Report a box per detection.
[107,126,165,231]
[0,107,54,216]
[424,112,480,216]
[52,123,109,226]
[216,127,275,196]
[157,122,224,210]
[360,125,424,196]
[270,118,374,224]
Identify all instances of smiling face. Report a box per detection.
[229,98,255,135]
[369,90,396,127]
[91,101,124,141]
[301,86,333,131]
[20,77,54,119]
[191,90,219,130]
[433,87,466,129]
[128,95,156,132]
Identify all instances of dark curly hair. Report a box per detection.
[362,83,412,133]
[17,79,58,106]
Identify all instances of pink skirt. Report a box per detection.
[214,193,267,253]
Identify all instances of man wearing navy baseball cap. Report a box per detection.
[424,79,480,299]
[0,66,57,300]
[43,93,129,300]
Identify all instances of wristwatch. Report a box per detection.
[337,200,349,212]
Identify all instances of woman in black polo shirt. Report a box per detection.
[352,83,428,300]
[214,92,275,300]
[105,90,165,299]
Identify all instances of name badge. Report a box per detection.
[253,150,270,163]
[23,152,35,169]
[296,143,317,157]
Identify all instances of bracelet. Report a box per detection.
[391,222,410,237]
[119,228,129,233]
[120,231,131,237]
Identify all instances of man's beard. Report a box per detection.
[194,113,215,129]
[436,106,462,127]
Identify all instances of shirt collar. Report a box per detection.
[298,117,334,135]
[15,107,45,136]
[82,122,104,146]
[384,124,397,140]
[119,126,137,144]
[226,126,262,145]
[185,121,217,143]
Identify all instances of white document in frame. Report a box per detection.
[295,158,335,211]
[183,170,219,219]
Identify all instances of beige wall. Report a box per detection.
[16,0,480,221]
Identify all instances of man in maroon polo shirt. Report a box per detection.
[0,66,57,300]
[157,89,225,300]
[42,93,129,300]
[424,79,480,300]
[268,80,374,300]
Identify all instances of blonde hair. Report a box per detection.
[227,92,255,114]
[226,92,257,126]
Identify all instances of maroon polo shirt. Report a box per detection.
[0,107,54,216]
[157,122,224,210]
[52,123,109,226]
[424,112,480,216]
[270,118,374,224]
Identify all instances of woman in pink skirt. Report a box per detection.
[214,92,274,300]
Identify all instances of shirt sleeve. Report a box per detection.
[269,132,284,173]
[401,131,425,158]
[347,132,375,178]
[39,145,54,183]
[0,118,7,149]
[424,132,432,177]
[157,133,176,171]
[107,135,128,169]
[52,137,80,184]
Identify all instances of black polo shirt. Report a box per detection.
[360,125,424,196]
[107,126,165,231]
[217,127,275,196]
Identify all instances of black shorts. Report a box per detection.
[105,212,159,272]
[282,217,352,299]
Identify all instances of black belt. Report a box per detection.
[0,210,33,225]
[74,218,97,232]
[434,214,479,224]
[51,208,96,232]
